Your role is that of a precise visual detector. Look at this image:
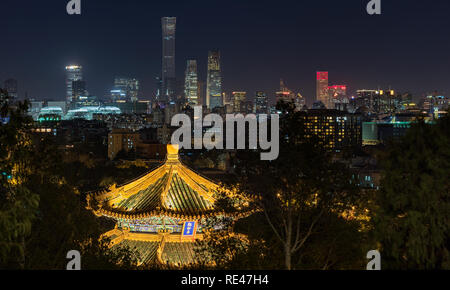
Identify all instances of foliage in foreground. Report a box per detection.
[374,114,450,269]
[0,93,139,269]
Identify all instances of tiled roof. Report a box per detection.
[107,230,201,267]
[87,145,219,219]
[113,240,160,265]
[161,242,196,265]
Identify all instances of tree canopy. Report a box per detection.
[374,113,450,269]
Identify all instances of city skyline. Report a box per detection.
[2,0,450,104]
[1,0,449,273]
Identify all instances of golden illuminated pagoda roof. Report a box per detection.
[89,145,258,267]
[87,144,239,220]
[104,228,200,267]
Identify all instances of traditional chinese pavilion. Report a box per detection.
[86,144,252,267]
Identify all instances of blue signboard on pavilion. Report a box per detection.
[182,221,197,237]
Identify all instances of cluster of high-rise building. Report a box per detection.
[156,17,274,116]
[64,65,101,110]
[312,70,450,149]
[24,16,277,125]
[276,79,306,110]
[157,17,225,110]
[315,71,348,109]
[5,16,449,168]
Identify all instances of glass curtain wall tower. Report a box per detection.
[65,65,83,104]
[316,71,329,108]
[184,60,199,105]
[206,50,222,109]
[161,17,177,103]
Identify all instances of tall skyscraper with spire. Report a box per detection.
[161,17,177,103]
[206,50,222,109]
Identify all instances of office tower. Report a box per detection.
[206,50,222,109]
[353,89,395,114]
[111,77,128,102]
[354,89,378,112]
[300,109,362,151]
[4,79,18,100]
[254,91,268,114]
[111,77,140,102]
[316,71,329,108]
[377,89,396,114]
[275,79,305,111]
[276,78,295,103]
[184,60,199,105]
[161,17,177,103]
[232,91,246,113]
[197,80,205,106]
[110,89,127,102]
[127,79,139,102]
[72,80,86,99]
[222,92,232,106]
[328,85,347,109]
[328,85,347,99]
[65,65,83,104]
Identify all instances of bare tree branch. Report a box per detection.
[291,208,324,253]
[261,201,285,247]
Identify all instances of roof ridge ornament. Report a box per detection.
[166,144,179,160]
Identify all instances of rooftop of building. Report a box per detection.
[87,144,254,221]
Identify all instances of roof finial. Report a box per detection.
[167,144,179,161]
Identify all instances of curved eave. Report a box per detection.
[86,159,219,212]
[93,207,259,221]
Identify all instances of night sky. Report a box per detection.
[1,0,450,105]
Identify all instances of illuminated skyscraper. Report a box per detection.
[65,65,83,103]
[328,85,347,99]
[111,77,128,102]
[127,79,140,102]
[197,80,205,106]
[301,109,362,151]
[72,80,86,100]
[254,91,268,114]
[353,89,396,114]
[328,85,347,109]
[275,79,305,111]
[161,17,177,103]
[184,60,199,105]
[206,50,222,109]
[111,77,140,102]
[276,79,295,103]
[316,71,329,108]
[128,79,139,102]
[232,91,246,113]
